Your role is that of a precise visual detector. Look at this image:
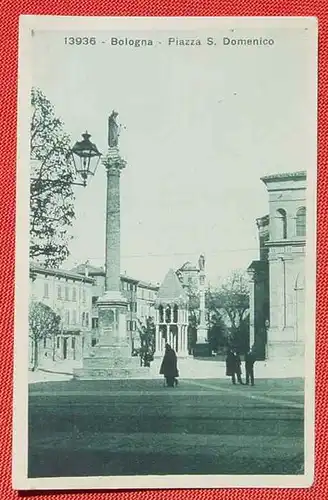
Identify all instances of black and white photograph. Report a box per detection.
[13,15,317,490]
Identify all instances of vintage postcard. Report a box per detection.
[13,15,317,490]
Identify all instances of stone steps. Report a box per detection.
[73,366,150,380]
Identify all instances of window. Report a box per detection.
[57,285,62,300]
[56,336,60,349]
[276,208,287,239]
[65,310,70,325]
[44,283,49,298]
[85,312,89,327]
[72,310,77,324]
[65,286,70,301]
[92,318,99,329]
[43,337,47,348]
[296,207,306,237]
[127,320,136,331]
[83,289,86,303]
[72,287,77,302]
[71,337,76,349]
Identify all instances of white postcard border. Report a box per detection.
[13,14,318,491]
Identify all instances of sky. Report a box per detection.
[31,23,314,285]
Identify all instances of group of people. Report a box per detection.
[225,347,256,386]
[159,343,257,387]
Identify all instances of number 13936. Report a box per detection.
[64,37,97,45]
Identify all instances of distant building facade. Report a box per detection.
[29,262,94,368]
[176,261,200,291]
[70,263,159,352]
[248,171,306,360]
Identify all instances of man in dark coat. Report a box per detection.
[245,346,256,386]
[225,348,243,385]
[160,343,179,387]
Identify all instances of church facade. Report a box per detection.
[248,171,306,360]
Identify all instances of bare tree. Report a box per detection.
[207,270,250,352]
[29,301,61,371]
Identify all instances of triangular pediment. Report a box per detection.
[157,269,188,304]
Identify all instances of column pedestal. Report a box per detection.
[74,292,147,379]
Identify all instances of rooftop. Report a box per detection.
[178,261,199,272]
[70,263,159,288]
[156,269,188,303]
[30,262,94,283]
[261,171,306,184]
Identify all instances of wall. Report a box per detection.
[29,269,93,368]
[263,174,306,359]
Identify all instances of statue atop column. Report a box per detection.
[198,254,205,272]
[108,110,120,148]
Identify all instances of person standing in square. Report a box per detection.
[245,346,256,386]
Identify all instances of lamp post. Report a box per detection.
[30,132,101,189]
[71,131,102,186]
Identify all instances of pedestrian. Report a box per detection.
[245,346,256,386]
[225,348,244,385]
[159,343,179,387]
[233,350,244,385]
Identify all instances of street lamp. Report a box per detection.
[30,131,101,189]
[71,131,102,187]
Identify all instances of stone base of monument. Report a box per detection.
[73,345,150,380]
[73,291,150,380]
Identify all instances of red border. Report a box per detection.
[1,1,325,499]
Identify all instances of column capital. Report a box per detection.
[102,148,127,175]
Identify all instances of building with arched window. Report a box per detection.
[248,171,306,360]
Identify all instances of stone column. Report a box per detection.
[197,270,208,344]
[97,148,129,349]
[247,268,256,349]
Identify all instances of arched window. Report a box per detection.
[276,209,287,239]
[296,207,306,237]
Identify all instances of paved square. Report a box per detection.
[28,377,304,477]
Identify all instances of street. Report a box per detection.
[28,378,304,477]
